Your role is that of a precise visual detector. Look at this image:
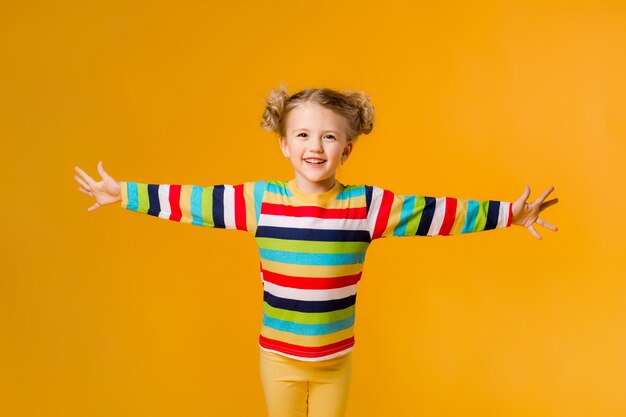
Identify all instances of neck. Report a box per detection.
[294,174,336,194]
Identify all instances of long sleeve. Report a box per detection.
[365,185,512,240]
[119,180,266,234]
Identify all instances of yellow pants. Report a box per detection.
[259,349,353,417]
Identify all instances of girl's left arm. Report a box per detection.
[366,185,558,240]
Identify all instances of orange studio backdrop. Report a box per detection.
[1,1,625,416]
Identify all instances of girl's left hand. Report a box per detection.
[511,185,559,239]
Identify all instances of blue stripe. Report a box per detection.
[259,248,365,266]
[365,186,373,215]
[266,181,293,197]
[127,182,138,211]
[416,197,436,235]
[393,195,415,236]
[212,185,225,228]
[461,200,479,233]
[337,185,365,200]
[147,184,160,216]
[254,181,266,223]
[262,313,355,336]
[264,292,356,313]
[485,201,500,230]
[256,226,371,242]
[190,185,204,226]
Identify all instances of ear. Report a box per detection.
[279,136,290,158]
[341,141,353,163]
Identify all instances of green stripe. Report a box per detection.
[405,195,425,236]
[267,180,291,194]
[474,200,489,232]
[263,302,355,324]
[201,186,214,227]
[256,237,369,254]
[137,183,150,214]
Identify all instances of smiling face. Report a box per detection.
[280,102,354,194]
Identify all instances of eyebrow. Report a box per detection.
[291,128,340,134]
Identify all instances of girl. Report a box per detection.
[73,86,558,417]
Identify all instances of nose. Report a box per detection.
[309,136,323,152]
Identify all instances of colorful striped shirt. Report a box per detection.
[120,179,512,361]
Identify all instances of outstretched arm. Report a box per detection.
[74,161,263,233]
[366,184,559,241]
[367,186,513,240]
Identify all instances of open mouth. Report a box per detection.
[304,158,326,165]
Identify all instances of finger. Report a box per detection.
[87,202,100,212]
[74,174,90,190]
[539,198,559,212]
[74,166,97,187]
[515,184,531,206]
[537,218,558,231]
[533,185,555,205]
[78,186,93,196]
[528,224,542,240]
[97,161,109,180]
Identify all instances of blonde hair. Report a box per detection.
[260,84,375,141]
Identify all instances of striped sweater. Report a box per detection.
[120,179,512,361]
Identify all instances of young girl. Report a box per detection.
[73,86,558,417]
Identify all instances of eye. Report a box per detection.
[297,133,308,138]
[324,135,336,140]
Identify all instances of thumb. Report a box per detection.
[515,184,531,206]
[97,160,111,180]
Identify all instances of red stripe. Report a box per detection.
[372,190,394,239]
[261,202,366,219]
[169,185,182,221]
[507,203,512,227]
[259,335,355,358]
[234,184,247,231]
[439,197,457,236]
[261,269,361,289]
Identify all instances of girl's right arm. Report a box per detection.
[74,161,263,234]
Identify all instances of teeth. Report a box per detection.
[305,159,325,164]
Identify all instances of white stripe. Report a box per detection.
[427,197,447,236]
[158,185,171,219]
[497,202,510,228]
[259,346,354,362]
[259,214,368,231]
[367,186,384,237]
[263,281,357,301]
[223,185,235,229]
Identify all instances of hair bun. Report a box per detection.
[260,83,289,133]
[346,91,375,136]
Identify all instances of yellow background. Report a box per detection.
[2,1,625,416]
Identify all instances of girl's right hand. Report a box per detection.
[74,161,121,211]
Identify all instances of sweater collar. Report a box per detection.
[287,179,342,204]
